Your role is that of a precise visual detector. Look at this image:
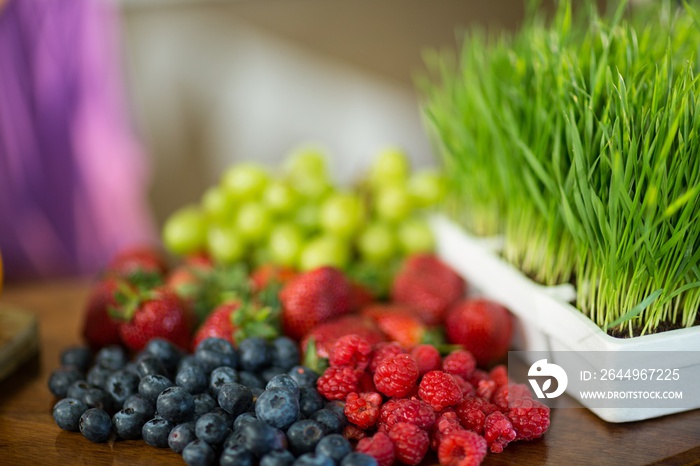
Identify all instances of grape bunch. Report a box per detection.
[161,146,445,278]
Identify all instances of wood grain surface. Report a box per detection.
[0,279,699,466]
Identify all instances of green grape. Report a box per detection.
[268,223,305,267]
[408,170,446,208]
[286,145,328,179]
[235,202,272,243]
[162,206,207,255]
[299,235,350,271]
[294,202,322,232]
[221,163,269,200]
[357,222,396,263]
[207,224,246,264]
[291,173,333,199]
[201,185,235,222]
[369,146,410,187]
[319,192,365,238]
[374,185,413,223]
[262,180,298,215]
[397,217,435,254]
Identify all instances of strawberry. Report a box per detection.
[361,303,444,348]
[301,314,387,360]
[280,266,354,340]
[105,246,168,278]
[81,277,123,350]
[445,298,513,367]
[250,264,298,293]
[191,301,239,349]
[391,254,466,325]
[112,285,193,352]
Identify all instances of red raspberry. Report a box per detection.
[344,392,383,430]
[465,368,490,388]
[476,379,497,401]
[418,371,462,412]
[483,411,516,453]
[453,375,476,398]
[492,383,533,412]
[455,396,498,434]
[429,409,463,451]
[507,398,550,440]
[358,370,377,393]
[343,424,368,443]
[442,350,476,379]
[378,397,436,433]
[438,430,487,466]
[410,344,442,376]
[374,354,419,398]
[369,341,406,373]
[387,422,429,466]
[317,366,363,401]
[489,364,509,387]
[355,432,395,466]
[329,334,372,370]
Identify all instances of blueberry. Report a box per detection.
[82,386,117,413]
[209,366,239,398]
[340,453,379,466]
[60,346,92,372]
[286,419,325,456]
[239,337,271,372]
[48,366,83,398]
[260,449,296,466]
[157,386,195,423]
[293,453,334,466]
[270,336,300,371]
[195,337,238,373]
[324,400,346,420]
[66,380,93,401]
[123,394,155,419]
[209,406,234,427]
[299,387,324,418]
[105,370,140,408]
[86,364,112,389]
[139,374,174,405]
[144,338,182,374]
[223,429,245,449]
[219,444,255,466]
[123,361,142,378]
[310,409,345,435]
[178,354,200,373]
[251,386,265,400]
[182,438,216,466]
[79,408,112,443]
[53,398,88,431]
[193,392,217,418]
[261,366,288,383]
[112,407,147,440]
[266,373,300,400]
[256,387,300,430]
[142,416,175,447]
[135,354,168,378]
[217,383,253,417]
[239,371,266,390]
[195,412,230,445]
[168,421,196,454]
[316,434,352,463]
[232,412,257,432]
[288,366,318,388]
[176,364,209,394]
[95,345,128,371]
[241,419,285,457]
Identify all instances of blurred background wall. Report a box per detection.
[118,0,528,227]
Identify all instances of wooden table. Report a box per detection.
[1,279,699,465]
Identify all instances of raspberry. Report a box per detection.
[369,342,406,373]
[483,411,516,453]
[344,392,383,430]
[438,430,487,466]
[410,344,442,376]
[429,409,463,451]
[453,375,476,398]
[476,379,497,401]
[489,364,509,387]
[418,371,462,412]
[329,334,372,370]
[343,424,368,443]
[317,366,363,401]
[455,396,498,434]
[378,398,436,433]
[442,350,476,379]
[465,369,490,388]
[492,383,532,412]
[387,422,429,466]
[355,432,395,466]
[373,354,419,398]
[507,398,550,440]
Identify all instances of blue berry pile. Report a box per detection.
[49,337,378,466]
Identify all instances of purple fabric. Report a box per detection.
[0,0,156,281]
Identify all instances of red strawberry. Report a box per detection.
[302,314,387,360]
[250,264,298,293]
[391,254,466,325]
[280,267,355,340]
[106,246,168,278]
[112,286,193,352]
[445,298,513,367]
[361,303,443,348]
[81,277,123,350]
[349,281,376,310]
[191,301,239,349]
